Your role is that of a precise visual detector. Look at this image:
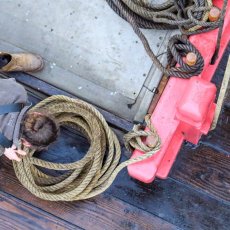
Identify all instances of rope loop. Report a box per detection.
[166,35,204,78]
[106,0,228,77]
[13,96,161,201]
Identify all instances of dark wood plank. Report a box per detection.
[0,158,177,230]
[202,91,230,155]
[111,130,230,230]
[0,96,227,229]
[109,167,230,230]
[204,42,230,154]
[170,144,230,202]
[1,127,229,230]
[0,191,79,230]
[148,75,169,114]
[0,43,229,230]
[168,44,230,204]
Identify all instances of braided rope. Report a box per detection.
[13,96,161,201]
[106,0,228,77]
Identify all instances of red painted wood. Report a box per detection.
[128,0,230,182]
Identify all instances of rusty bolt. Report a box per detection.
[146,135,157,148]
[209,7,221,22]
[186,52,197,66]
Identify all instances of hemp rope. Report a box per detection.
[13,95,161,201]
[106,0,228,78]
[11,1,228,201]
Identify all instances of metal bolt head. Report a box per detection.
[209,7,220,22]
[186,52,197,66]
[146,135,157,148]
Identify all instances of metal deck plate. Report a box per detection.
[0,0,173,121]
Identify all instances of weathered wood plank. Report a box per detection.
[211,56,230,130]
[204,43,230,154]
[170,144,230,202]
[0,43,229,230]
[0,191,79,230]
[203,72,230,155]
[0,158,177,230]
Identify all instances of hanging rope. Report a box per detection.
[13,96,161,201]
[106,0,228,77]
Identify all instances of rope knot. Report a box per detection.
[124,115,161,154]
[166,35,204,78]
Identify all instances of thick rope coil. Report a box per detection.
[106,0,228,77]
[13,96,161,201]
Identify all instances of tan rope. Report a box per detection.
[211,55,230,130]
[13,95,161,201]
[188,0,213,32]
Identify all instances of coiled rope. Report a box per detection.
[13,96,161,201]
[106,0,228,78]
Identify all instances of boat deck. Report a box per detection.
[0,44,229,230]
[0,0,176,122]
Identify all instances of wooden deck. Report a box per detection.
[0,46,229,229]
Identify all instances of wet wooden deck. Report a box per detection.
[0,46,229,230]
[0,0,173,122]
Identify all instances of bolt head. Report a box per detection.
[209,7,220,22]
[186,52,197,66]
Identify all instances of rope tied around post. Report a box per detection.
[13,96,161,201]
[106,0,228,77]
[124,114,161,154]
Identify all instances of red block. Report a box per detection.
[128,0,230,183]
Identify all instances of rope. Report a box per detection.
[106,0,228,77]
[211,0,228,64]
[13,96,161,201]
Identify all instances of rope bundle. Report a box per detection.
[13,96,161,201]
[106,0,228,78]
[107,0,216,32]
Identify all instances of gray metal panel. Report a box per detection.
[0,0,171,121]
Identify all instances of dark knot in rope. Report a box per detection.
[106,0,228,77]
[166,35,204,78]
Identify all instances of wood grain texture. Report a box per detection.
[0,191,79,230]
[0,158,177,230]
[109,165,230,230]
[171,144,230,202]
[169,43,230,204]
[148,75,169,114]
[204,43,230,154]
[202,83,230,155]
[0,43,229,230]
[0,108,228,230]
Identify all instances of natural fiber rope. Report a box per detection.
[106,0,228,77]
[11,1,228,201]
[13,96,161,201]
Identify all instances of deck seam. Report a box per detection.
[0,191,84,230]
